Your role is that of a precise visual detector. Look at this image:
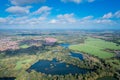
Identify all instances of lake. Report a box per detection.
[0,77,16,80]
[59,43,84,60]
[59,43,70,48]
[70,52,84,60]
[27,59,91,75]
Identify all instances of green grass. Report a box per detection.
[15,59,32,70]
[85,38,120,50]
[20,44,29,49]
[69,37,120,59]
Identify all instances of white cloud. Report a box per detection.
[49,19,57,24]
[61,0,95,3]
[95,19,114,24]
[49,14,118,27]
[6,6,31,15]
[2,6,52,26]
[61,0,82,4]
[0,10,120,29]
[81,16,93,20]
[57,13,76,23]
[49,13,76,24]
[33,6,52,16]
[114,10,120,18]
[9,16,46,25]
[0,18,7,23]
[102,10,120,19]
[102,12,112,19]
[10,0,45,5]
[0,16,46,25]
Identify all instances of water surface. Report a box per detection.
[27,59,91,75]
[59,43,70,48]
[0,77,16,80]
[60,43,84,60]
[70,52,83,60]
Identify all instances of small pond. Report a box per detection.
[59,43,70,48]
[27,59,91,75]
[59,43,84,60]
[0,77,16,80]
[70,52,84,60]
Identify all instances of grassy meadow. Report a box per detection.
[69,37,120,59]
[19,44,30,49]
[15,59,32,70]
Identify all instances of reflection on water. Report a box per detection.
[27,59,91,75]
[70,52,84,60]
[0,77,16,80]
[59,43,70,48]
[59,43,84,60]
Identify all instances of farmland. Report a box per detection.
[69,37,120,59]
[15,59,32,70]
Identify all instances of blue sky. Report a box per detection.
[0,0,120,29]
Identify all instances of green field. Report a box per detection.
[69,37,120,59]
[19,44,29,49]
[15,59,32,70]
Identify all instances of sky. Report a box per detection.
[0,0,120,29]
